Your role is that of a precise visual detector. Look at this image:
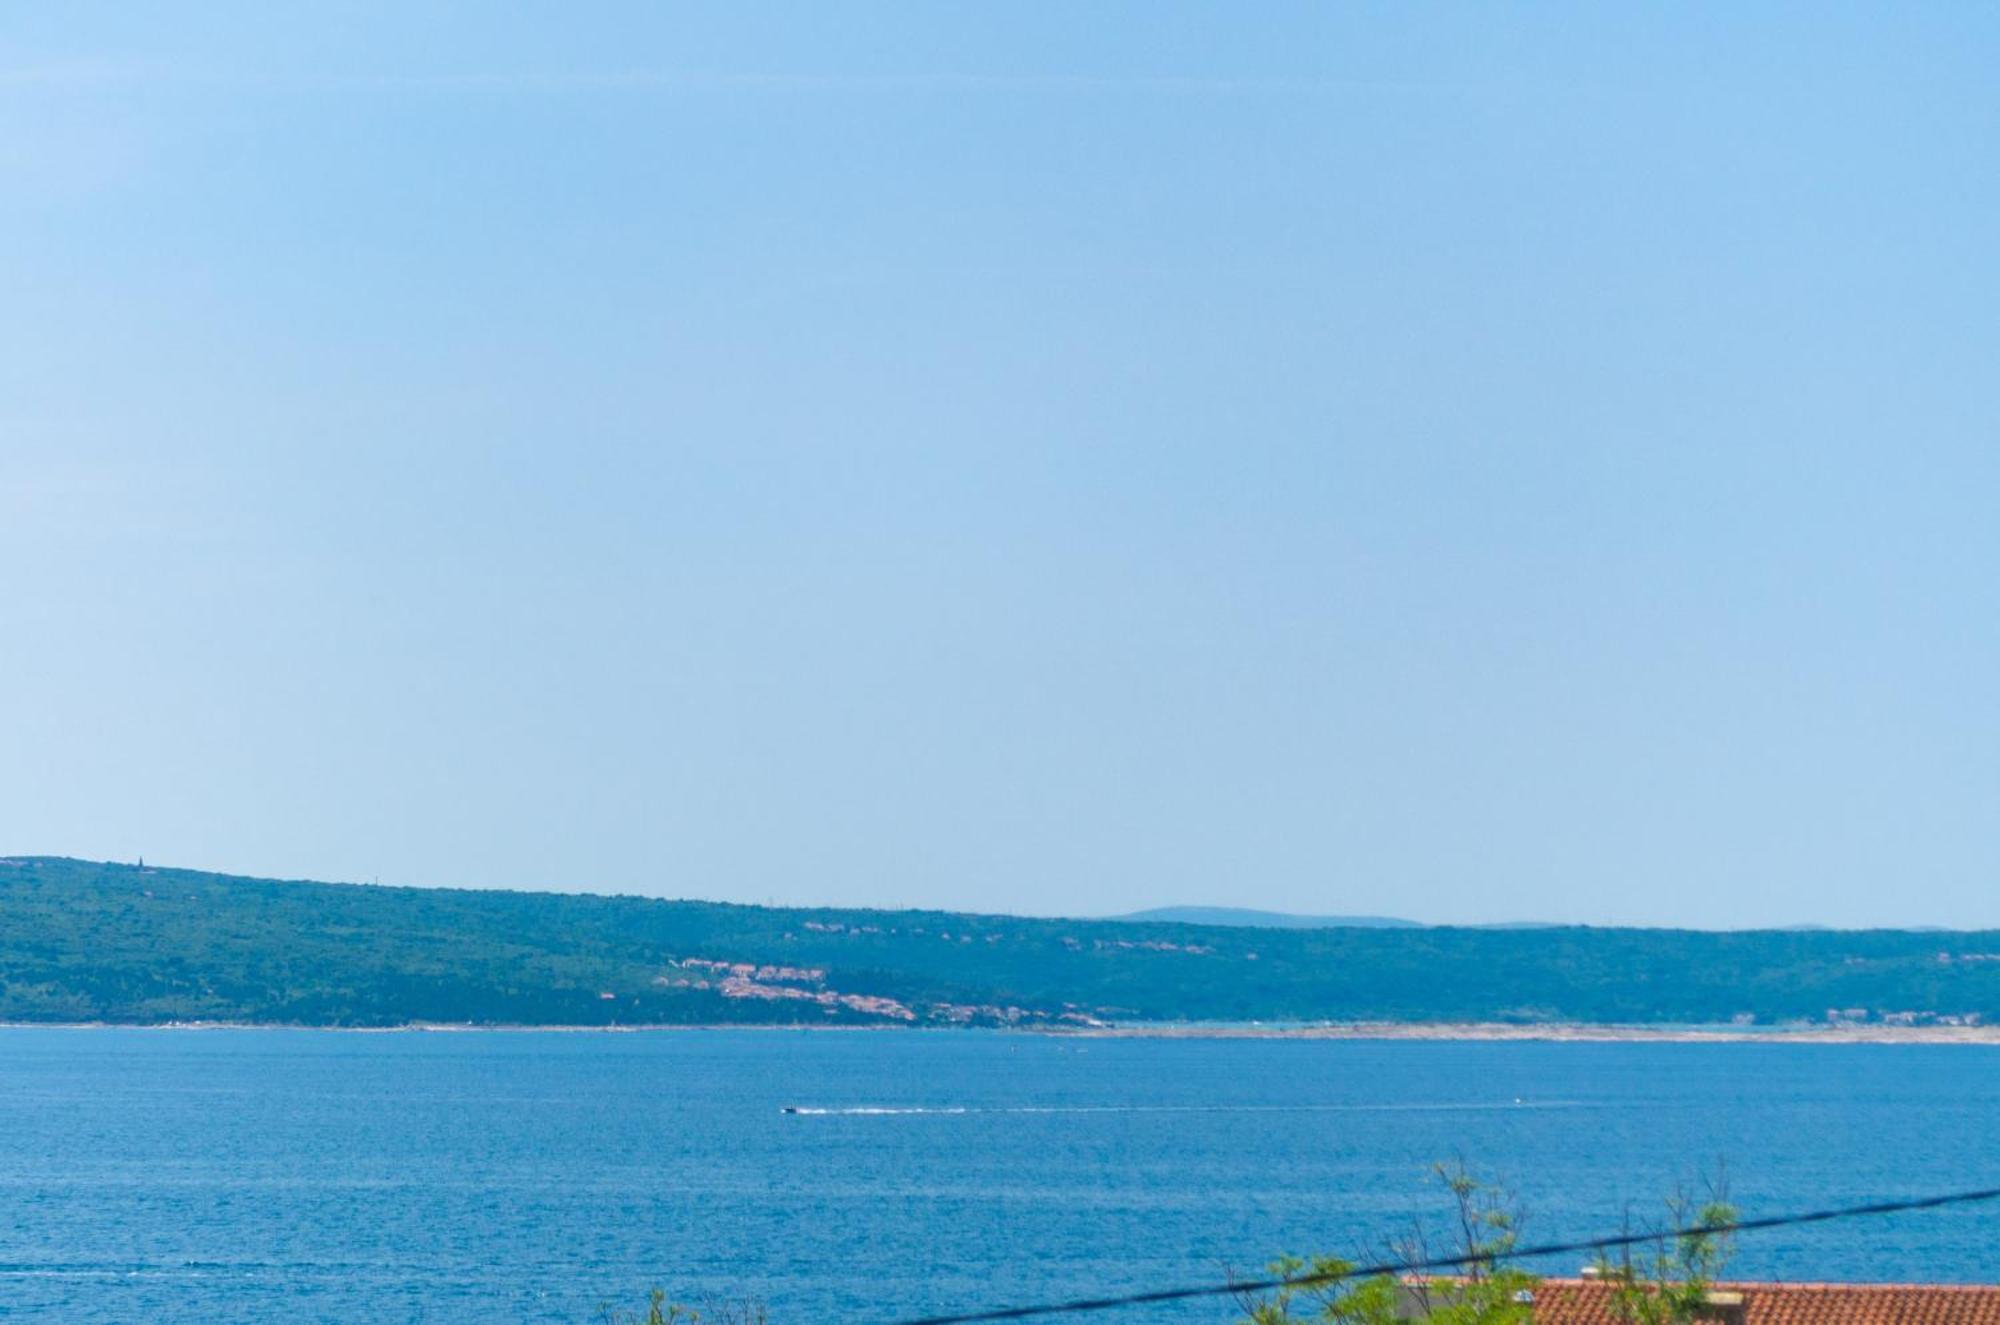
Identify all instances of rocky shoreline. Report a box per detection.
[5,1019,1998,1042]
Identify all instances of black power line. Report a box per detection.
[890,1185,2000,1325]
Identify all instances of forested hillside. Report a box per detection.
[4,857,1998,1029]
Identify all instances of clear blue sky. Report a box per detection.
[4,4,1996,926]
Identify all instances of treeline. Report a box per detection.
[3,856,1999,1028]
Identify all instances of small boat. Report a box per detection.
[781,1105,800,1114]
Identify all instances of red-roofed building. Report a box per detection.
[1521,1279,2000,1325]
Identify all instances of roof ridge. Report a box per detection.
[1535,1279,2000,1293]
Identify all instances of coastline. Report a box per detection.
[1059,1020,2000,1044]
[2,1019,1997,1043]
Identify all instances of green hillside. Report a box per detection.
[3,856,1999,1029]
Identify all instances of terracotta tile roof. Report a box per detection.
[1526,1279,2000,1325]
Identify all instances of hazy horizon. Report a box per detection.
[5,853,1991,935]
[6,5,1998,928]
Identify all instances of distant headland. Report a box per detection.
[3,856,1997,1034]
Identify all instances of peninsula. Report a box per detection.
[4,857,1997,1033]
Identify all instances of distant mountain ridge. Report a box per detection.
[1104,906,1421,930]
[3,856,1998,1031]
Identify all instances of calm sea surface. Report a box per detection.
[0,1029,1995,1324]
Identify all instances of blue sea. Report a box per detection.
[1,1030,1995,1324]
